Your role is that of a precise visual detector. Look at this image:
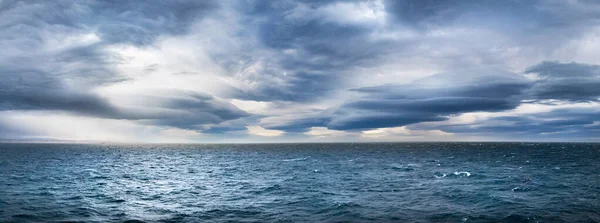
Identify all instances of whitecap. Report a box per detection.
[434,173,447,178]
[453,171,471,177]
[511,186,529,192]
[81,168,99,173]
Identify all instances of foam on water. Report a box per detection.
[1,142,599,222]
[453,171,471,177]
[434,173,447,178]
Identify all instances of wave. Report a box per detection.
[429,213,564,223]
[453,171,471,177]
[434,173,447,178]
[389,164,416,171]
[434,171,471,178]
[282,156,311,162]
[250,184,283,195]
[123,220,147,223]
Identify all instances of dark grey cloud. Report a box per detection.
[216,0,600,103]
[201,116,265,134]
[525,61,600,102]
[326,71,530,130]
[89,0,218,45]
[0,0,248,132]
[228,71,341,102]
[212,0,394,102]
[2,0,600,140]
[525,61,600,78]
[345,97,517,114]
[0,79,248,130]
[265,61,600,134]
[327,61,600,132]
[0,0,217,45]
[385,0,600,33]
[0,60,124,118]
[327,111,446,131]
[0,0,208,93]
[267,69,532,131]
[0,87,122,119]
[0,0,219,88]
[385,0,548,25]
[135,91,249,130]
[384,0,476,27]
[0,55,248,131]
[264,115,331,133]
[422,107,600,140]
[6,0,583,106]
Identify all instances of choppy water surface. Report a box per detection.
[1,143,599,222]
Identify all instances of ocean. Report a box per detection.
[0,143,598,222]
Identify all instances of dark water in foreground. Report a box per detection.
[0,143,599,223]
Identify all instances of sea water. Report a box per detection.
[1,143,599,222]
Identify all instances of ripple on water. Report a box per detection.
[0,143,599,222]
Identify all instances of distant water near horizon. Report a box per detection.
[1,143,599,223]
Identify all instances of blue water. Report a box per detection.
[0,143,599,223]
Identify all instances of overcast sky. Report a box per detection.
[1,0,600,143]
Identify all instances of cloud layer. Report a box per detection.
[1,0,600,142]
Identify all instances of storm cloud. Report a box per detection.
[1,0,600,142]
[524,61,600,102]
[266,68,532,131]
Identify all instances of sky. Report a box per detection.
[1,0,600,143]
